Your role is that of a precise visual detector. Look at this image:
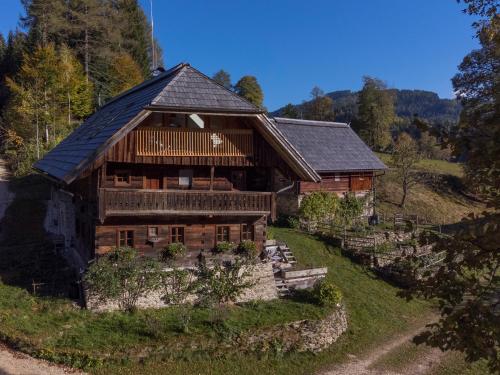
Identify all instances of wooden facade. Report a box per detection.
[299,172,374,194]
[66,112,293,259]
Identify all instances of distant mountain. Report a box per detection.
[272,89,461,126]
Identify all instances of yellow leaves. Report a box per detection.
[5,129,24,149]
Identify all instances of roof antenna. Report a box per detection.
[150,0,156,70]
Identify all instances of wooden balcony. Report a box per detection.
[135,128,253,157]
[98,188,275,220]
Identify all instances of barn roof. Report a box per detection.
[33,63,265,183]
[273,117,387,172]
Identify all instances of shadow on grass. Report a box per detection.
[0,174,79,299]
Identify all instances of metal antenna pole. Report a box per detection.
[150,0,155,70]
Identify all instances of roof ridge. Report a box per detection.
[273,117,349,128]
[98,63,187,109]
[183,65,262,112]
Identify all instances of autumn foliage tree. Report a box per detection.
[391,132,422,208]
[401,1,500,371]
[357,76,396,150]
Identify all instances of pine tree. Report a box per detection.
[116,0,152,77]
[0,31,27,110]
[357,76,395,150]
[212,70,232,89]
[234,75,264,108]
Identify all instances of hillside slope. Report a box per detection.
[375,154,485,224]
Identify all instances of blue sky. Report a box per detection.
[1,0,478,110]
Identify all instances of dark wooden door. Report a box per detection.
[145,173,162,189]
[231,170,246,191]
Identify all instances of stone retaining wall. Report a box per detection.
[238,304,348,353]
[87,262,278,311]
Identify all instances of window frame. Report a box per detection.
[241,224,254,241]
[148,226,159,238]
[169,226,185,244]
[216,225,230,243]
[117,229,135,248]
[114,170,131,187]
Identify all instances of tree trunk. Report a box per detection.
[68,92,71,126]
[400,181,408,208]
[35,109,40,159]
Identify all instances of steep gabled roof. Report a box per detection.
[273,117,387,172]
[34,63,264,184]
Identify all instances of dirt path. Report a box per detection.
[0,344,84,375]
[319,324,445,375]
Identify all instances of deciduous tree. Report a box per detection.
[391,132,421,208]
[357,76,395,150]
[303,86,334,121]
[212,69,232,90]
[234,75,264,108]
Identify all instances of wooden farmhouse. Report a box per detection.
[34,63,385,265]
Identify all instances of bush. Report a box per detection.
[214,241,236,253]
[313,280,342,307]
[159,242,186,260]
[84,247,163,312]
[237,240,258,258]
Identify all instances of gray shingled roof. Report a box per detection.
[273,117,387,172]
[34,63,262,183]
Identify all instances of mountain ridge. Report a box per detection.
[272,88,461,126]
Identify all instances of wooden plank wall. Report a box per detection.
[95,219,266,256]
[300,172,373,193]
[104,127,295,178]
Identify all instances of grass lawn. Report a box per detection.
[0,227,433,374]
[375,152,464,177]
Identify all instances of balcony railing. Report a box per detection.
[135,128,254,157]
[99,188,275,220]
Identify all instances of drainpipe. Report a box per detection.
[276,181,295,195]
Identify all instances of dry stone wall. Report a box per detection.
[238,304,348,353]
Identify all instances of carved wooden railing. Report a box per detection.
[135,128,254,157]
[99,188,275,220]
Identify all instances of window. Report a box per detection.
[170,226,184,244]
[148,226,159,238]
[216,226,230,242]
[334,174,340,182]
[115,170,131,186]
[241,224,253,241]
[179,169,193,188]
[118,230,134,247]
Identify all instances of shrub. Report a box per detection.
[313,280,342,307]
[84,247,163,312]
[237,240,258,258]
[196,259,254,306]
[159,242,186,260]
[214,241,236,253]
[287,216,300,229]
[300,192,339,228]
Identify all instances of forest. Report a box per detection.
[0,0,163,175]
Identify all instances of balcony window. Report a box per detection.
[118,230,134,247]
[179,169,193,188]
[115,170,131,186]
[241,224,253,241]
[216,226,230,242]
[170,226,184,244]
[148,226,159,238]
